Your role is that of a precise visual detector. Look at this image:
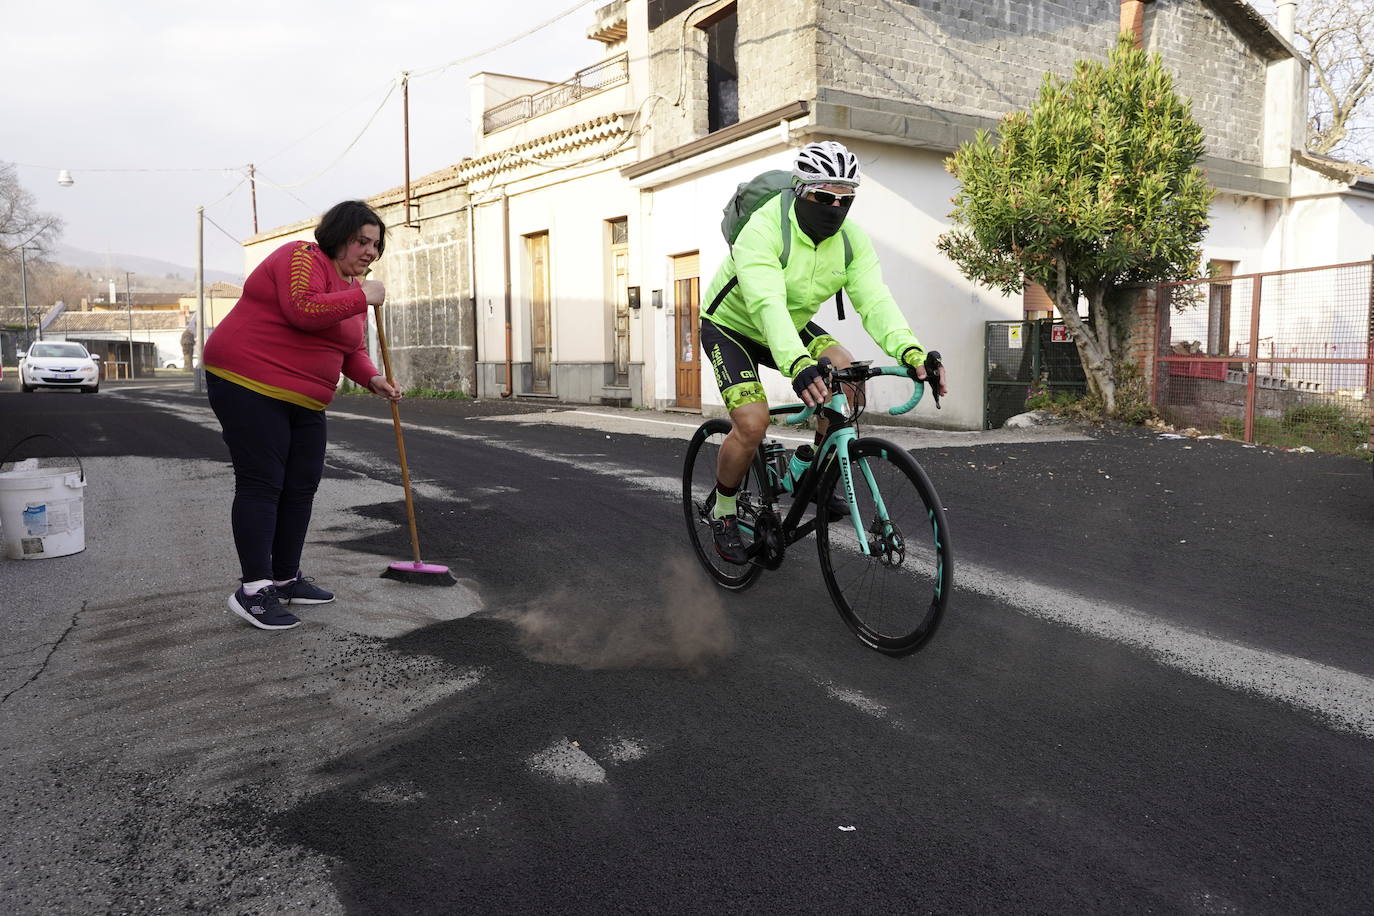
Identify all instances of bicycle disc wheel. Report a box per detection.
[815,437,952,655]
[682,418,764,590]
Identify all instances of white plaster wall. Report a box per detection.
[1202,193,1269,274]
[471,196,512,365]
[640,138,1017,430]
[1334,197,1374,263]
[472,165,640,372]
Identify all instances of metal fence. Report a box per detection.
[483,54,629,134]
[1153,259,1374,454]
[985,319,1087,428]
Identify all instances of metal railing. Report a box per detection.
[482,53,629,134]
[1152,259,1374,454]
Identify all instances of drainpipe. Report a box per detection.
[467,198,478,397]
[501,189,514,398]
[1119,0,1153,47]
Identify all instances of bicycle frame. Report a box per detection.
[751,364,928,557]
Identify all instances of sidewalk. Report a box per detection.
[0,451,492,912]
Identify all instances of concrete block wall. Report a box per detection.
[1145,0,1265,166]
[816,0,1120,122]
[644,0,816,156]
[368,184,477,395]
[813,0,1266,169]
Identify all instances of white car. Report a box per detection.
[19,341,101,393]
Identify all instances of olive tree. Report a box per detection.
[938,36,1213,416]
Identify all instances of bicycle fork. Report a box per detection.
[822,432,894,559]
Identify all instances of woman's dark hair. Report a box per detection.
[315,200,386,260]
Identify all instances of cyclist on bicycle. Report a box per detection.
[701,140,947,565]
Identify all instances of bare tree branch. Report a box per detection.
[1294,1,1374,162]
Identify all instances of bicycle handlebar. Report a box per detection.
[780,352,943,425]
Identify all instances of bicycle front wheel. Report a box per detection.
[816,437,952,656]
[682,418,764,590]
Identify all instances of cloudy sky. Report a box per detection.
[5,0,605,276]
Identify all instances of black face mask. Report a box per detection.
[794,194,852,243]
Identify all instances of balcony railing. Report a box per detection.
[483,53,629,134]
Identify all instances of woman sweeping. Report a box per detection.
[204,199,401,631]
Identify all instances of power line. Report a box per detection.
[410,0,597,79]
[202,213,242,247]
[261,81,399,190]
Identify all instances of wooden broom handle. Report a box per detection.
[373,303,423,565]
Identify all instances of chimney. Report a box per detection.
[1120,0,1154,47]
[1276,0,1296,41]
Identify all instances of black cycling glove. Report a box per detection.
[792,357,833,397]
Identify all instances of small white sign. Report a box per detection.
[1008,326,1023,349]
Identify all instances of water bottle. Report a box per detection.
[761,439,787,490]
[23,503,47,536]
[783,444,815,493]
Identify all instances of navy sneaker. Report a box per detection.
[229,585,301,630]
[278,576,335,606]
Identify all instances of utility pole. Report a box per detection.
[195,206,206,394]
[248,164,259,234]
[125,271,135,379]
[19,246,32,347]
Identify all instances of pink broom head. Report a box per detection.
[388,560,450,574]
[380,560,458,586]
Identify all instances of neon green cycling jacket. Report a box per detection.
[702,197,924,379]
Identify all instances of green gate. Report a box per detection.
[984,319,1087,428]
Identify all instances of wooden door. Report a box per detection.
[610,218,630,385]
[613,251,630,385]
[672,252,701,409]
[527,232,551,393]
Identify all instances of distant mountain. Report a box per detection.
[51,243,243,290]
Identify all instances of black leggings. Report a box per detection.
[207,373,327,583]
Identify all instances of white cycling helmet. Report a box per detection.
[792,140,860,188]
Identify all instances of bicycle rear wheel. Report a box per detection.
[682,419,765,590]
[816,437,952,656]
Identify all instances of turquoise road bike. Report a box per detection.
[682,359,953,656]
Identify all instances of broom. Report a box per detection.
[372,301,457,586]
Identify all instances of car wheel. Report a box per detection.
[21,384,33,393]
[83,385,99,393]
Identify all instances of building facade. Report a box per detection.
[238,0,1374,431]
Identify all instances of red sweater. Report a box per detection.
[204,240,379,408]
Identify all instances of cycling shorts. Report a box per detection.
[700,318,840,411]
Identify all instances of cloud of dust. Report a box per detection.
[500,554,735,671]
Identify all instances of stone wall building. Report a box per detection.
[242,168,476,394]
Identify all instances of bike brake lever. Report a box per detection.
[925,351,943,409]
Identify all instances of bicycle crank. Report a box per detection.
[750,510,786,570]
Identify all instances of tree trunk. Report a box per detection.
[1050,263,1117,414]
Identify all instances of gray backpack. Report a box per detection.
[708,170,852,319]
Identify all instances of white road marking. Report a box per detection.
[604,737,648,762]
[958,555,1374,739]
[822,684,892,721]
[527,739,607,785]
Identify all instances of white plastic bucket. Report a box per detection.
[0,436,87,561]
